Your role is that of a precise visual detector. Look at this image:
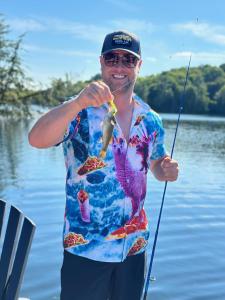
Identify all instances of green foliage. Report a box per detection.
[211,85,225,115]
[220,64,225,73]
[0,15,31,117]
[134,65,224,115]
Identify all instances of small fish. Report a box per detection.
[99,80,133,158]
[99,100,117,158]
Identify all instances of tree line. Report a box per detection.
[1,16,225,117]
[135,64,225,115]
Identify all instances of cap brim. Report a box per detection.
[102,48,141,59]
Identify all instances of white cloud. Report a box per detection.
[9,18,46,32]
[146,56,157,62]
[172,51,193,58]
[172,21,225,46]
[43,18,108,43]
[23,43,97,58]
[8,16,109,42]
[172,51,225,65]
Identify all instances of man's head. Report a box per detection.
[101,30,141,59]
[100,30,142,94]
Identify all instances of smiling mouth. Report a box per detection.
[112,74,127,79]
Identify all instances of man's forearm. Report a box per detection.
[28,97,82,148]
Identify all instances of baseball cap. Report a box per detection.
[101,30,141,59]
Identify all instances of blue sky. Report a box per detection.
[1,0,225,88]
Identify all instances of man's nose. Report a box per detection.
[114,58,126,68]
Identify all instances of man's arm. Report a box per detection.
[28,81,113,149]
[150,156,179,182]
[28,98,82,148]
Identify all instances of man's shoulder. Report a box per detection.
[146,108,162,123]
[134,94,162,124]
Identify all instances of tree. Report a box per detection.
[146,74,180,113]
[219,64,225,73]
[200,65,224,82]
[0,15,30,116]
[212,85,225,115]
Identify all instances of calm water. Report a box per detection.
[0,113,225,300]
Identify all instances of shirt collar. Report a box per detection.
[102,93,150,114]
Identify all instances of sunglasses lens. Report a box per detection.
[103,52,138,68]
[103,53,117,66]
[123,54,138,68]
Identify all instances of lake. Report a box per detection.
[0,113,225,300]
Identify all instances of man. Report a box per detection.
[29,30,178,300]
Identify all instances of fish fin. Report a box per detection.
[99,150,106,158]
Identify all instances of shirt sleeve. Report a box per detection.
[150,115,167,160]
[55,112,81,146]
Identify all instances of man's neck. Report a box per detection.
[113,90,134,115]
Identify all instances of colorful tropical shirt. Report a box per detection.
[60,94,167,262]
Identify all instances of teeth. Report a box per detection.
[113,74,126,79]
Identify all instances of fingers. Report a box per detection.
[79,81,114,109]
[97,80,114,101]
[92,81,113,103]
[88,82,105,106]
[161,156,179,181]
[161,156,178,168]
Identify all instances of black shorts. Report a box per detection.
[60,250,146,300]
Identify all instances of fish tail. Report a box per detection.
[99,150,106,159]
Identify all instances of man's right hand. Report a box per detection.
[76,81,114,110]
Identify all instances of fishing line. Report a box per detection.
[142,54,192,300]
[111,79,136,94]
[108,79,136,116]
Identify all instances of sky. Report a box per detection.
[1,0,225,88]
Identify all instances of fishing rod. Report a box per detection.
[143,54,192,300]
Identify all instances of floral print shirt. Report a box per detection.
[61,94,167,262]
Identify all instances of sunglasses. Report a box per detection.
[103,52,139,68]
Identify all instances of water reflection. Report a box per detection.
[163,118,225,157]
[0,116,225,194]
[0,119,24,191]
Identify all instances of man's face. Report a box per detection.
[100,50,142,94]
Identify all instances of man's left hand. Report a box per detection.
[160,156,179,181]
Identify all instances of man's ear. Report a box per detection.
[136,59,142,74]
[100,55,105,70]
[100,55,104,64]
[138,59,142,69]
